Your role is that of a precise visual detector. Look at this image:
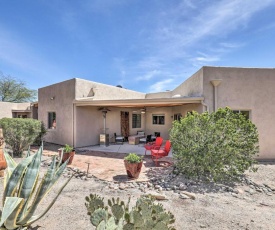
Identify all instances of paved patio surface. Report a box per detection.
[76,142,173,157]
[39,142,173,182]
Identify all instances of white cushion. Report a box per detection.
[137,131,145,136]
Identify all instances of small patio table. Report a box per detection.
[128,135,145,145]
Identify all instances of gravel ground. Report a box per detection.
[0,155,275,230]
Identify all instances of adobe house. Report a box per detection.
[38,66,275,160]
[0,102,38,119]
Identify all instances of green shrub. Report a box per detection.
[85,194,176,230]
[34,121,47,146]
[170,107,259,182]
[63,144,74,153]
[0,118,42,156]
[0,145,72,229]
[124,153,143,163]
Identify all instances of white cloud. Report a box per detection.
[149,79,174,92]
[154,0,275,49]
[195,56,220,62]
[136,70,161,81]
[191,52,220,63]
[117,0,275,91]
[219,42,244,49]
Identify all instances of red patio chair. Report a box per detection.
[144,137,163,155]
[151,140,171,166]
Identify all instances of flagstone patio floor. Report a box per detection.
[38,142,173,182]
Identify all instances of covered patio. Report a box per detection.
[73,96,204,148]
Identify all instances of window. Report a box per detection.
[17,114,28,118]
[48,112,56,129]
[152,115,165,125]
[173,113,182,121]
[186,111,194,116]
[233,110,250,120]
[132,114,141,128]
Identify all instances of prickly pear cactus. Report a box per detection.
[108,197,125,221]
[85,194,176,230]
[126,196,175,230]
[85,194,105,215]
[91,208,108,226]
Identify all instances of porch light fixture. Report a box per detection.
[50,96,55,100]
[141,108,146,114]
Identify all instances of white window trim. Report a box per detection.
[152,114,165,125]
[48,111,57,130]
[232,109,251,120]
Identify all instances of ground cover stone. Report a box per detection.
[13,144,275,230]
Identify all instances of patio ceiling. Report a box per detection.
[73,97,204,108]
[11,110,32,113]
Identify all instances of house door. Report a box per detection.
[121,111,129,140]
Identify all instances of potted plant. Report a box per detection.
[0,128,7,174]
[58,144,75,165]
[124,153,143,179]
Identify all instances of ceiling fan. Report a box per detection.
[98,107,111,113]
[140,107,146,113]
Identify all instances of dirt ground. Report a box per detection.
[0,144,275,230]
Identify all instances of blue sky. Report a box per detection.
[1,0,275,93]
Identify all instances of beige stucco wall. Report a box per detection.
[172,68,204,97]
[75,106,147,147]
[202,66,275,159]
[75,78,145,100]
[16,103,32,110]
[145,91,172,99]
[144,107,173,140]
[143,104,203,140]
[74,106,102,147]
[171,104,204,117]
[0,102,32,118]
[38,79,76,146]
[0,102,17,118]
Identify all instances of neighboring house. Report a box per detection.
[38,66,275,160]
[0,101,38,119]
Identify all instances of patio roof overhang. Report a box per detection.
[11,110,32,113]
[73,96,204,108]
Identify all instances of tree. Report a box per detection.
[0,72,37,102]
[170,107,259,182]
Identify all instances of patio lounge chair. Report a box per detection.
[151,132,160,141]
[139,134,152,145]
[144,136,163,155]
[114,133,124,144]
[151,140,171,166]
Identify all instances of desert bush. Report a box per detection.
[85,194,176,230]
[0,118,42,156]
[0,145,72,230]
[170,107,259,182]
[34,121,47,145]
